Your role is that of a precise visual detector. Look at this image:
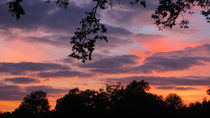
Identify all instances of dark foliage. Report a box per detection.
[70,0,108,63]
[11,91,50,118]
[1,80,210,118]
[7,0,25,20]
[165,93,184,110]
[5,0,209,62]
[152,0,209,29]
[55,0,70,8]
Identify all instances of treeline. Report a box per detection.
[1,80,210,118]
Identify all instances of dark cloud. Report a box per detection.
[0,83,25,100]
[0,0,92,32]
[100,0,157,29]
[4,77,39,84]
[24,34,132,48]
[106,25,132,36]
[0,0,145,34]
[156,86,198,91]
[106,76,210,87]
[0,0,137,49]
[0,61,95,78]
[25,85,68,97]
[96,36,133,48]
[174,87,198,90]
[24,34,70,47]
[79,55,139,74]
[0,82,68,100]
[36,70,93,78]
[133,33,164,41]
[0,0,159,33]
[0,62,69,75]
[94,25,134,49]
[134,56,210,73]
[155,86,175,90]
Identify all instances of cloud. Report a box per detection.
[79,54,139,73]
[133,44,210,73]
[25,85,68,97]
[0,62,69,75]
[100,0,157,31]
[24,34,70,48]
[156,86,198,91]
[96,36,133,49]
[106,76,210,87]
[152,44,210,58]
[0,82,68,100]
[4,77,39,84]
[106,25,132,36]
[0,61,96,78]
[36,70,93,78]
[0,0,90,32]
[78,44,210,74]
[0,83,25,100]
[0,0,137,51]
[134,56,210,73]
[24,32,132,49]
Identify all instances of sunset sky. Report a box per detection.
[0,0,210,112]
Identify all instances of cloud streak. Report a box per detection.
[156,86,198,91]
[0,83,25,100]
[106,76,210,87]
[0,83,68,100]
[36,70,93,78]
[25,85,68,97]
[79,55,139,74]
[133,44,210,73]
[0,62,69,75]
[4,77,39,84]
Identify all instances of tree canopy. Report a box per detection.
[4,0,210,62]
[165,93,184,110]
[13,91,50,117]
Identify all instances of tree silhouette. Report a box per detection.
[13,91,50,117]
[126,80,150,93]
[4,0,209,62]
[1,81,210,118]
[207,89,210,95]
[165,93,184,110]
[0,112,12,118]
[54,80,169,117]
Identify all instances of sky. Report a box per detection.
[0,0,210,112]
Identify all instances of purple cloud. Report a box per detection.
[79,54,139,73]
[0,62,69,75]
[36,70,93,78]
[156,86,198,91]
[25,85,68,97]
[4,77,39,84]
[106,76,210,87]
[0,83,25,100]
